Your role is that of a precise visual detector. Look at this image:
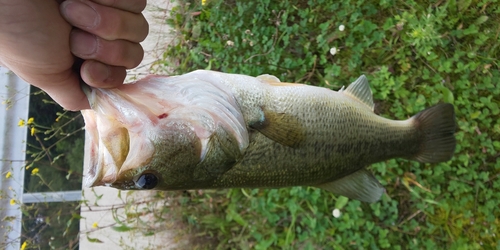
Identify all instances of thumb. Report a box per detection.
[37,70,91,111]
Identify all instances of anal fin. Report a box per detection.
[315,169,384,203]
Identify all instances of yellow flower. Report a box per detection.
[27,117,35,125]
[92,222,98,228]
[31,168,39,175]
[5,171,12,179]
[18,119,25,127]
[10,199,16,206]
[30,127,36,136]
[20,241,27,250]
[201,0,207,5]
[55,117,60,122]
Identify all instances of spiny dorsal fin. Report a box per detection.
[342,75,375,111]
[315,168,384,203]
[249,110,305,148]
[257,74,281,83]
[257,74,304,87]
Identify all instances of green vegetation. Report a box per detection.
[4,0,499,249]
[20,87,83,249]
[161,0,500,249]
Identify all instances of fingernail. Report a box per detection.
[61,1,99,28]
[70,30,97,56]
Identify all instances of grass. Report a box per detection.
[155,0,500,249]
[6,0,498,249]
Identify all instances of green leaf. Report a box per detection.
[437,85,454,104]
[470,111,481,119]
[226,207,248,227]
[86,235,104,243]
[474,16,489,25]
[458,0,472,11]
[71,213,82,220]
[335,196,349,209]
[112,225,133,232]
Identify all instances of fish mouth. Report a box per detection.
[82,86,155,188]
[81,72,251,188]
[82,109,125,187]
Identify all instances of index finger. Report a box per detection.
[91,0,146,14]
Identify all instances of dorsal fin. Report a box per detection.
[341,75,374,111]
[257,74,281,83]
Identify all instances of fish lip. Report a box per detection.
[81,84,96,109]
[82,87,106,188]
[82,109,100,188]
[109,180,136,190]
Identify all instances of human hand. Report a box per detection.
[0,0,148,110]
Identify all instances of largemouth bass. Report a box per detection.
[82,70,456,202]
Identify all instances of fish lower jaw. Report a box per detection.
[84,151,120,187]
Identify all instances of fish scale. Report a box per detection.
[82,70,456,203]
[217,90,417,187]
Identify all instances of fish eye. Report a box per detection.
[136,173,158,189]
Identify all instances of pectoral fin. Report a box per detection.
[249,110,305,148]
[315,169,384,203]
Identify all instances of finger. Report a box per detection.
[60,0,149,42]
[91,0,147,14]
[80,60,127,89]
[70,29,144,69]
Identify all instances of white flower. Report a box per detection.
[226,40,234,46]
[329,47,337,56]
[339,24,345,32]
[332,208,341,218]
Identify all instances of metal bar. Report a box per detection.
[0,67,31,250]
[22,191,82,203]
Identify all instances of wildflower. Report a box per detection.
[5,171,12,179]
[332,208,341,218]
[31,168,39,175]
[329,47,337,56]
[30,127,36,136]
[92,222,98,228]
[18,119,25,127]
[27,117,35,125]
[226,40,234,46]
[20,242,27,250]
[339,24,345,32]
[201,0,207,5]
[10,198,16,206]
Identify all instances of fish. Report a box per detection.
[81,70,456,203]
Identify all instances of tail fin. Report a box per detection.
[411,103,456,163]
